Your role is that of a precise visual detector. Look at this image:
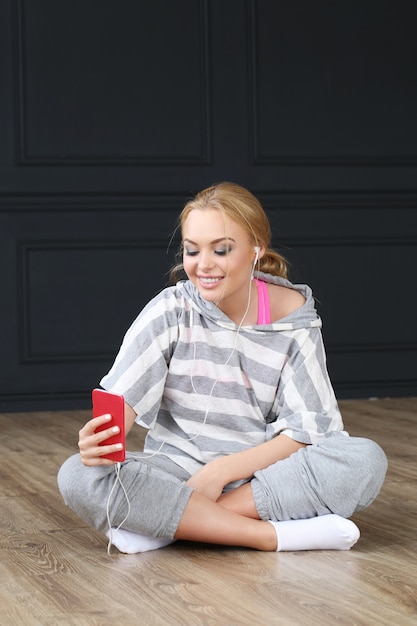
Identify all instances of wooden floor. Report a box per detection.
[1,397,416,625]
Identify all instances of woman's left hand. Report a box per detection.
[186,460,227,502]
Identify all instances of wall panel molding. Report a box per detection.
[17,238,171,364]
[0,191,187,211]
[14,0,211,166]
[247,0,417,166]
[2,189,417,211]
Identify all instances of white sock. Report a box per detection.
[269,514,360,552]
[106,528,175,554]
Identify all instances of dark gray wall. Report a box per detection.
[1,0,416,411]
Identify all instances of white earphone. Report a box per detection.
[251,246,260,279]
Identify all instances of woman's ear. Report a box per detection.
[253,245,265,262]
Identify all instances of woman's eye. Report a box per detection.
[183,247,231,257]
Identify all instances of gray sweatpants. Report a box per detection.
[57,434,387,540]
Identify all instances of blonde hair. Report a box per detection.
[169,182,288,283]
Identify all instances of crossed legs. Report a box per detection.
[175,488,276,550]
[58,436,387,554]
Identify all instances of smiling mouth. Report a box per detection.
[198,276,223,285]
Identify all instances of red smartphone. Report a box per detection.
[92,388,126,462]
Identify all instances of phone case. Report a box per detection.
[92,388,126,462]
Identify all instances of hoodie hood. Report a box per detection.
[179,271,321,332]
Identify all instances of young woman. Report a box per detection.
[58,182,387,554]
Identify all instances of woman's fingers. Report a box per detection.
[78,413,123,465]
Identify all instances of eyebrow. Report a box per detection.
[183,237,236,245]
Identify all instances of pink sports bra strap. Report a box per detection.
[254,278,271,325]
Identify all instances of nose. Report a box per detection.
[198,250,215,271]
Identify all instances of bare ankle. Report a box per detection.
[260,520,278,551]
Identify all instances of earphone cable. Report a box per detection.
[106,461,131,555]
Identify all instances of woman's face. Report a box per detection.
[182,208,257,315]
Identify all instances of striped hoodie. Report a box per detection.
[100,272,347,476]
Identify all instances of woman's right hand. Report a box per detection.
[78,413,123,466]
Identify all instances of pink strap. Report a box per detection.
[255,279,271,324]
